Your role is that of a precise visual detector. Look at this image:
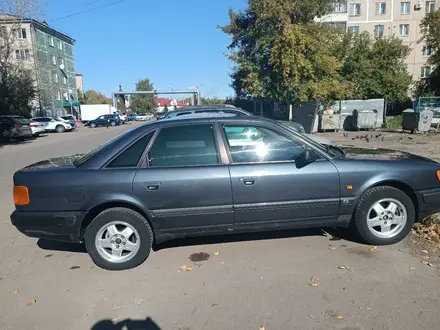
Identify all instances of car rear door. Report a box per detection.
[132,123,233,233]
[220,122,341,228]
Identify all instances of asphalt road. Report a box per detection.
[0,123,439,330]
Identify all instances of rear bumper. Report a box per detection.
[11,210,86,243]
[416,188,440,220]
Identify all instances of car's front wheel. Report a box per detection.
[351,186,415,245]
[90,123,97,128]
[84,207,153,270]
[56,125,65,133]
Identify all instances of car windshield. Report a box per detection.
[10,117,30,124]
[53,116,64,121]
[277,121,336,157]
[73,127,139,166]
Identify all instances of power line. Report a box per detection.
[49,0,130,23]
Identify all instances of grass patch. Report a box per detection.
[385,115,402,130]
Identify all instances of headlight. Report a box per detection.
[299,126,305,133]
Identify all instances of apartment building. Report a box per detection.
[317,1,439,81]
[0,14,79,116]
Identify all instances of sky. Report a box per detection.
[43,0,247,99]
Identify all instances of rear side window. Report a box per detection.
[148,124,219,167]
[107,132,154,168]
[174,112,192,117]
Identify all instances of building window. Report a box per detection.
[422,45,433,56]
[348,25,360,34]
[53,72,59,83]
[349,3,361,16]
[400,2,411,14]
[426,1,436,13]
[374,25,385,37]
[63,92,69,101]
[48,36,54,47]
[399,24,410,36]
[333,1,347,12]
[59,57,64,67]
[421,66,432,78]
[323,22,347,30]
[15,49,30,60]
[56,91,61,100]
[58,40,63,50]
[62,75,67,85]
[0,26,7,39]
[376,2,386,15]
[51,54,56,65]
[13,28,27,39]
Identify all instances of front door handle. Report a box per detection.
[240,177,256,186]
[144,181,162,191]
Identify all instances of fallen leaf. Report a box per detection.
[27,299,36,306]
[44,254,53,258]
[11,289,18,295]
[65,288,71,292]
[112,305,121,310]
[259,327,265,330]
[338,265,347,269]
[336,315,344,320]
[422,260,429,265]
[409,266,415,271]
[328,247,336,251]
[180,265,188,271]
[213,252,220,256]
[69,266,80,270]
[186,266,192,272]
[310,282,319,287]
[369,246,377,252]
[195,263,202,268]
[421,250,429,254]
[423,256,430,260]
[133,298,144,304]
[310,277,319,282]
[202,282,206,286]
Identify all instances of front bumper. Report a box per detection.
[11,210,87,243]
[416,188,440,220]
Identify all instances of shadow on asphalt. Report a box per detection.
[91,317,161,330]
[37,227,362,254]
[0,136,40,147]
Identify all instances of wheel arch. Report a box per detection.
[80,200,156,240]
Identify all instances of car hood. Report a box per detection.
[20,154,85,171]
[341,146,438,163]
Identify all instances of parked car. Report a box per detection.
[28,120,46,137]
[119,113,127,123]
[11,116,440,270]
[128,113,137,121]
[0,115,33,140]
[136,113,149,121]
[85,114,121,128]
[32,117,72,133]
[61,115,78,130]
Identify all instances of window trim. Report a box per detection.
[218,122,325,165]
[142,123,223,169]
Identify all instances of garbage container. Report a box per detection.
[402,109,417,133]
[418,110,433,132]
[357,110,377,130]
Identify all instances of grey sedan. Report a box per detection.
[11,116,440,270]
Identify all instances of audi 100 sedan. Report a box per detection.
[11,116,440,270]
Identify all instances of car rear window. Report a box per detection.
[10,117,30,124]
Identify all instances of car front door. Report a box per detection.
[220,122,341,228]
[132,123,233,234]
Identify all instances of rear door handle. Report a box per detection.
[240,177,256,185]
[144,181,162,191]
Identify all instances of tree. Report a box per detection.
[0,0,44,116]
[220,0,350,105]
[81,90,111,104]
[339,32,412,101]
[131,78,157,113]
[415,10,440,96]
[163,104,169,112]
[200,97,226,105]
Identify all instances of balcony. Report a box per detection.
[314,1,348,23]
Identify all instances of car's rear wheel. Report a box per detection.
[350,186,415,245]
[84,207,153,270]
[110,121,116,127]
[90,123,97,128]
[56,125,65,133]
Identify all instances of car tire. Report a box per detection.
[350,186,415,246]
[110,121,116,127]
[56,125,65,133]
[90,123,97,128]
[84,207,153,270]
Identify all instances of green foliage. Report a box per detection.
[339,32,412,101]
[200,97,226,105]
[415,10,440,96]
[81,90,111,104]
[0,68,36,116]
[385,115,402,129]
[163,104,169,112]
[131,78,157,113]
[78,89,86,104]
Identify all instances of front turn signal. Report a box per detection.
[13,186,29,206]
[437,170,440,182]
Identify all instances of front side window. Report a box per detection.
[107,132,153,168]
[222,124,308,164]
[148,124,219,167]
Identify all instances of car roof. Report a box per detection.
[148,115,274,128]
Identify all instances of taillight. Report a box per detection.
[30,123,38,127]
[14,124,22,129]
[436,170,440,182]
[13,186,30,206]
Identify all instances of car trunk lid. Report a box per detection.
[19,154,86,171]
